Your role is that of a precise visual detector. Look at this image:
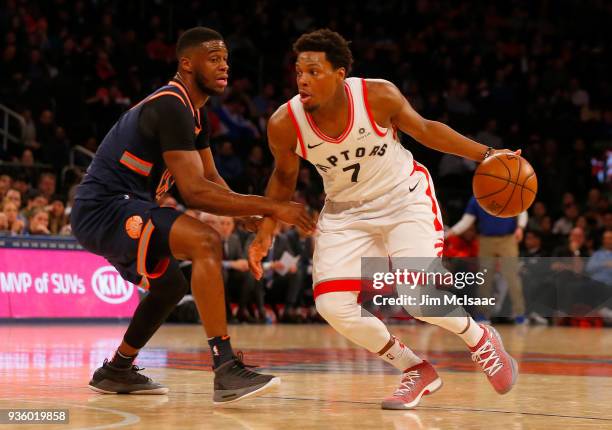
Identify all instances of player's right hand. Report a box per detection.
[272,201,315,234]
[248,232,274,280]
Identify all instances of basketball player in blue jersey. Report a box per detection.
[249,29,519,409]
[71,27,314,404]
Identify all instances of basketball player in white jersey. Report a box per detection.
[248,29,519,409]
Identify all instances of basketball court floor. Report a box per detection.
[1,323,611,429]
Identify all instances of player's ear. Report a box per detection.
[179,56,193,73]
[336,67,346,80]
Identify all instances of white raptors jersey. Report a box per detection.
[287,77,415,202]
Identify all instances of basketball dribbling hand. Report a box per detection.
[248,232,273,280]
[491,148,522,157]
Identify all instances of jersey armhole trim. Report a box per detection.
[168,81,196,117]
[361,79,388,137]
[286,102,307,158]
[130,91,187,112]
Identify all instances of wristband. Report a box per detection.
[483,146,494,160]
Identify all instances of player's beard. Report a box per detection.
[194,70,223,96]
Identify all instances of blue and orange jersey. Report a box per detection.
[75,79,207,202]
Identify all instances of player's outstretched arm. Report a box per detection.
[367,80,517,161]
[163,149,314,231]
[248,105,303,279]
[198,146,261,231]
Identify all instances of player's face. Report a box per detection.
[191,41,229,96]
[296,52,345,112]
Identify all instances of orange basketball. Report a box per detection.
[472,152,538,218]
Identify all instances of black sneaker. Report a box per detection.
[88,359,169,394]
[213,353,280,405]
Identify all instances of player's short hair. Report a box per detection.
[176,27,224,59]
[293,29,353,75]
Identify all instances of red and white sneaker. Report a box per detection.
[470,324,518,394]
[381,360,442,410]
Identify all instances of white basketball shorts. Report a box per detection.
[313,160,445,299]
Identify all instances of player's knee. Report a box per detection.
[315,292,355,323]
[193,226,222,259]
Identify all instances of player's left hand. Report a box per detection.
[235,215,263,233]
[248,232,274,280]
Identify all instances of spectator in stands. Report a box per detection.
[47,196,67,235]
[20,189,48,225]
[20,109,38,152]
[25,207,50,235]
[553,203,580,236]
[215,94,261,141]
[41,126,70,173]
[11,176,30,197]
[585,230,612,286]
[1,175,13,198]
[527,201,548,232]
[3,188,22,211]
[1,201,24,234]
[36,110,56,155]
[37,172,56,200]
[21,148,34,166]
[553,227,590,258]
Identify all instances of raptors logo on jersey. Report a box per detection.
[287,77,415,202]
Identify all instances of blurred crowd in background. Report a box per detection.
[0,0,610,324]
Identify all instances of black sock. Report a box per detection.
[110,350,137,369]
[208,335,234,368]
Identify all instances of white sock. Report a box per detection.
[457,317,484,348]
[378,336,422,371]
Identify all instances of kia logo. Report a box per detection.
[91,266,135,304]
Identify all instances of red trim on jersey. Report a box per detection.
[361,79,388,137]
[313,279,361,299]
[286,102,307,158]
[305,83,354,144]
[412,161,444,232]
